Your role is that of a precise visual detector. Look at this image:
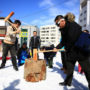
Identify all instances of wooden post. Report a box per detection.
[33,49,38,61]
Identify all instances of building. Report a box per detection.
[40,25,61,47]
[19,25,39,47]
[79,0,90,32]
[0,17,12,39]
[0,17,12,58]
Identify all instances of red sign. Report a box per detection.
[0,40,2,44]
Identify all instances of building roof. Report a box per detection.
[0,17,12,23]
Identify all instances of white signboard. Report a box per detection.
[0,20,5,26]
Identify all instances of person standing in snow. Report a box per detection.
[29,31,41,57]
[0,20,21,71]
[54,14,90,89]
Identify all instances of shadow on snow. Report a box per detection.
[51,62,88,90]
[4,79,20,90]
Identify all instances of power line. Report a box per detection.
[18,1,62,19]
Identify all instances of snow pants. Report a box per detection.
[1,43,17,68]
[61,51,67,70]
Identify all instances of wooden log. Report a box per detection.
[24,59,46,82]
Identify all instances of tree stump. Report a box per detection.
[24,59,46,82]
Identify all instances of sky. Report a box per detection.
[0,0,80,27]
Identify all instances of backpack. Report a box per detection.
[75,32,90,53]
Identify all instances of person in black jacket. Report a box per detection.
[55,15,68,74]
[54,15,90,89]
[29,31,41,57]
[41,44,56,68]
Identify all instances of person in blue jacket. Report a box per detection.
[17,42,30,66]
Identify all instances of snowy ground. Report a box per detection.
[0,52,88,90]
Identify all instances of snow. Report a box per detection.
[0,52,88,90]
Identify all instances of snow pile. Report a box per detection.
[0,52,88,90]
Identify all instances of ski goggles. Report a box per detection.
[56,18,65,27]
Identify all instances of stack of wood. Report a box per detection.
[24,49,46,82]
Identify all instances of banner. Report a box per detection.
[19,32,28,37]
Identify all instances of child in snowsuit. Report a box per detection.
[41,44,56,68]
[17,43,30,66]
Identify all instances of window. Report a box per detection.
[41,40,45,42]
[41,37,45,39]
[41,31,47,33]
[46,40,49,42]
[51,40,55,42]
[84,10,87,14]
[81,1,87,8]
[51,37,56,39]
[41,34,45,36]
[80,19,82,22]
[42,31,44,33]
[51,27,55,29]
[41,31,43,33]
[46,27,49,29]
[0,26,6,37]
[21,29,27,32]
[51,34,55,36]
[80,13,83,16]
[46,34,49,36]
[46,37,49,39]
[51,30,56,32]
[84,17,86,21]
[42,28,45,30]
[84,24,86,27]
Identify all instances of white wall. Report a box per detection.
[79,0,90,32]
[87,0,90,32]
